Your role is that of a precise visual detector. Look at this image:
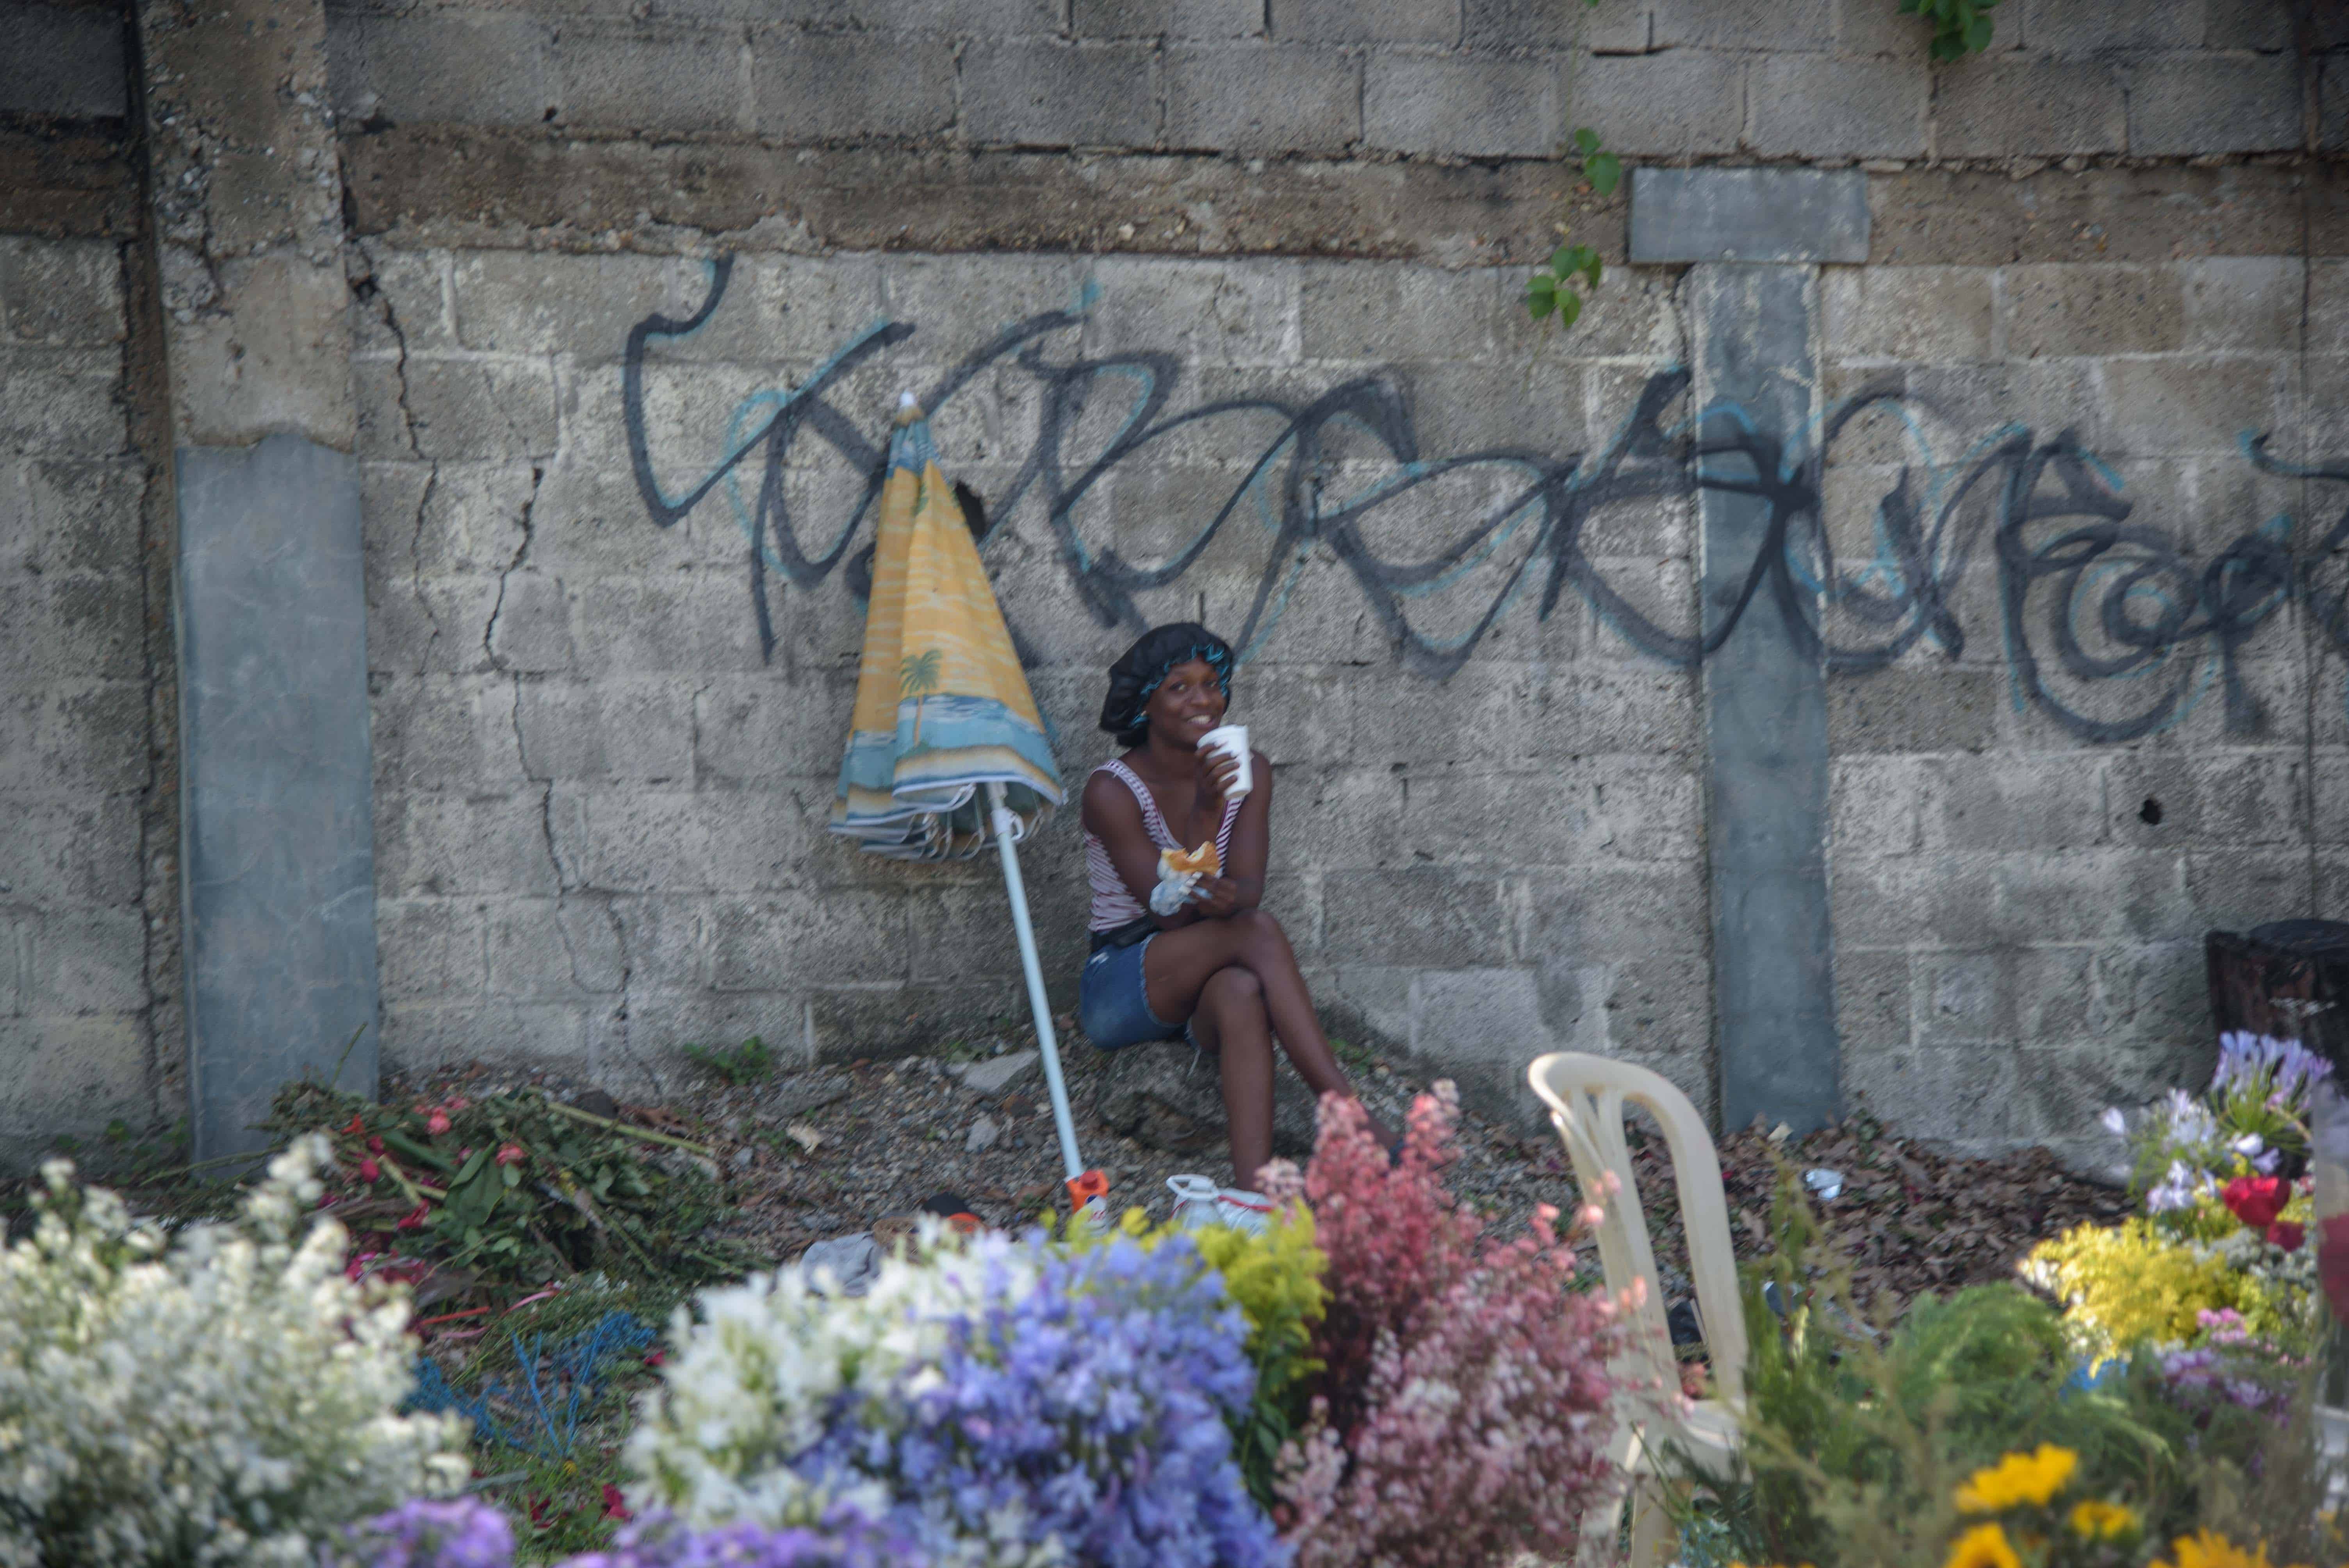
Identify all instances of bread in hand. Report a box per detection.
[1159,841,1220,878]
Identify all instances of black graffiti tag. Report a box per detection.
[623,258,2348,743]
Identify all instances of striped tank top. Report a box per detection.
[1084,757,1242,933]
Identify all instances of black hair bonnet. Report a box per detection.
[1098,623,1233,748]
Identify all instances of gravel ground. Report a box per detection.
[16,1022,2128,1324]
[566,1030,1482,1257]
[379,1023,2130,1317]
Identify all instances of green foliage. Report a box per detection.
[1899,0,1998,60]
[1572,124,1622,197]
[98,1117,189,1177]
[1188,1208,1328,1507]
[1526,128,1616,333]
[1526,242,1602,329]
[1664,1162,2346,1568]
[267,1080,759,1292]
[680,1034,780,1087]
[1671,1165,2188,1567]
[434,1279,688,1562]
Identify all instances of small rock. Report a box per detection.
[955,1049,1041,1100]
[965,1115,1001,1154]
[762,1071,851,1121]
[797,1234,880,1297]
[731,1147,754,1170]
[785,1123,824,1155]
[1094,1040,1315,1156]
[570,1088,620,1119]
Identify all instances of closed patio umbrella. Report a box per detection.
[830,394,1100,1212]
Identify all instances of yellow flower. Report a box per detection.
[1955,1445,2079,1513]
[2023,1219,2282,1363]
[1946,1523,2021,1568]
[2068,1500,2139,1540]
[2152,1531,2274,1568]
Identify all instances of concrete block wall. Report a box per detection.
[352,246,1715,1114]
[1818,254,2347,1153]
[346,230,2346,1162]
[1,0,2340,1165]
[0,232,167,1164]
[320,0,2335,161]
[0,2,128,119]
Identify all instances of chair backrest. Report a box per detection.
[1527,1052,1748,1409]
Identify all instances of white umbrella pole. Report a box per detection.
[986,782,1086,1185]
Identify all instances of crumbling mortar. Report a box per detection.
[504,670,587,988]
[482,459,546,666]
[137,0,349,323]
[480,461,634,1082]
[1662,262,1717,1089]
[355,261,445,665]
[596,894,645,1095]
[119,13,186,1131]
[408,463,442,668]
[2296,160,2320,912]
[688,676,714,788]
[333,119,2329,172]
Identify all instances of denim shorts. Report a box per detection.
[1078,935,1189,1050]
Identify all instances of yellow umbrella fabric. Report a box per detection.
[829,397,1062,859]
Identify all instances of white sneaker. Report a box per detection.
[1213,1188,1273,1235]
[1168,1175,1275,1235]
[1167,1174,1221,1231]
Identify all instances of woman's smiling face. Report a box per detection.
[1144,657,1227,747]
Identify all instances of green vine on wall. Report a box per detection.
[1901,0,1999,61]
[1530,0,2000,336]
[1524,128,1618,331]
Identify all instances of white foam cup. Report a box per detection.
[1200,723,1251,799]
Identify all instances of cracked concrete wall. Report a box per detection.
[348,234,2347,1169]
[0,231,176,1167]
[315,0,2336,165]
[0,0,178,1170]
[354,248,1708,1119]
[139,0,380,1158]
[4,0,2347,1167]
[303,0,2349,1159]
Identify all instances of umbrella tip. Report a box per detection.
[895,390,921,425]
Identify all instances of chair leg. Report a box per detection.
[1627,1477,1679,1568]
[1577,1483,1631,1568]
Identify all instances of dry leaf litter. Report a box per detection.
[356,1026,2130,1321]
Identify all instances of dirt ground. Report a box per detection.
[22,1021,2130,1325]
[376,1023,2129,1318]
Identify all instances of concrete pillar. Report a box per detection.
[1630,167,1868,1135]
[136,0,377,1157]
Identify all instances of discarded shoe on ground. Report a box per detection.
[1167,1173,1273,1235]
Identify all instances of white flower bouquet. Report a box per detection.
[0,1137,469,1566]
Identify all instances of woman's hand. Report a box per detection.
[1196,743,1242,803]
[1188,875,1244,919]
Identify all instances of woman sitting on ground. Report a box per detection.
[1078,623,1397,1193]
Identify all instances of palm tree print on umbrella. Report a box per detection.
[900,647,943,748]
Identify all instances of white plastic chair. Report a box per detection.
[1529,1053,1747,1568]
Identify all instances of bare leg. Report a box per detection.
[1191,967,1274,1187]
[1145,911,1399,1150]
